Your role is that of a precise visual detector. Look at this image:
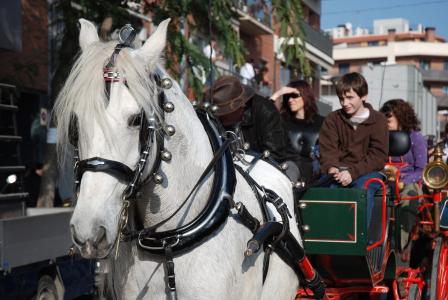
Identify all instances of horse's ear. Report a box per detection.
[135,18,171,69]
[79,19,99,51]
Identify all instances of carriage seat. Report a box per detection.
[288,127,320,157]
[388,130,411,157]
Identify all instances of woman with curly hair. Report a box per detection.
[380,99,427,257]
[270,80,324,183]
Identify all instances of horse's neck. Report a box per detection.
[140,99,214,230]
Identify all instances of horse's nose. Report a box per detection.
[94,226,107,247]
[71,224,86,246]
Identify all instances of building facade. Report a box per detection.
[325,18,448,110]
[228,0,333,99]
[323,18,448,136]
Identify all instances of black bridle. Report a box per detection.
[71,26,166,202]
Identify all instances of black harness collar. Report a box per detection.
[136,110,236,253]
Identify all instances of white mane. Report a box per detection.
[53,40,161,164]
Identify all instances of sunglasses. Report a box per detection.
[285,92,301,99]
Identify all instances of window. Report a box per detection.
[368,41,379,46]
[443,86,448,94]
[444,60,448,71]
[339,63,350,75]
[420,60,430,70]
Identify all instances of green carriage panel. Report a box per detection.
[300,188,368,256]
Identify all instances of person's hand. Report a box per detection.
[328,167,339,174]
[270,86,300,111]
[270,86,300,102]
[334,170,352,186]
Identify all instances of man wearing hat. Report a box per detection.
[209,76,297,180]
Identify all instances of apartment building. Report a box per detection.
[227,0,333,99]
[325,18,448,111]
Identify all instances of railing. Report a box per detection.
[301,21,333,57]
[421,69,448,83]
[234,0,272,28]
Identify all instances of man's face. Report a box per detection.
[219,106,245,127]
[339,88,366,117]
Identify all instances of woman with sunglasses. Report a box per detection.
[270,80,325,184]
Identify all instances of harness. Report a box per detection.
[71,25,325,300]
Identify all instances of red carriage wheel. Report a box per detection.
[430,237,448,300]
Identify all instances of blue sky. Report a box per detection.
[321,0,448,40]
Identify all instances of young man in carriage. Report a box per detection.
[319,72,389,229]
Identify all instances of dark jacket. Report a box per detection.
[284,114,325,183]
[319,103,389,180]
[240,94,289,162]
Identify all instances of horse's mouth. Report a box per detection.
[71,225,113,258]
[78,241,114,259]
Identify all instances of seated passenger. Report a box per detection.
[270,80,325,184]
[380,99,426,253]
[209,75,299,181]
[319,72,389,228]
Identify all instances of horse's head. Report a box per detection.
[55,18,170,258]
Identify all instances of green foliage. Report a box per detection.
[57,0,307,97]
[272,0,310,77]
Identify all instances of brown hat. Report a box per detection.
[209,76,255,116]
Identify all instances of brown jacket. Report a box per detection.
[319,103,389,180]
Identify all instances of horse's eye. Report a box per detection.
[128,114,142,127]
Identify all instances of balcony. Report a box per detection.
[301,21,332,58]
[303,0,321,14]
[235,0,273,36]
[421,69,448,83]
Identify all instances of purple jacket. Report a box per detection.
[391,130,427,184]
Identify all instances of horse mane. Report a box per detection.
[53,40,161,165]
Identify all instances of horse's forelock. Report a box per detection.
[54,40,162,167]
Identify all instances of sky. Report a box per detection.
[321,0,448,40]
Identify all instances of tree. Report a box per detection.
[38,0,307,206]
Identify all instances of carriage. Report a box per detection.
[294,131,448,299]
[57,18,448,299]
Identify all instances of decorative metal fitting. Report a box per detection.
[153,173,164,184]
[234,202,243,211]
[294,181,305,189]
[243,143,250,151]
[192,100,199,108]
[302,225,310,232]
[203,102,211,110]
[262,150,270,158]
[280,162,289,171]
[299,203,307,209]
[161,150,172,162]
[211,105,218,113]
[164,125,176,136]
[148,116,157,126]
[163,102,175,113]
[161,77,173,89]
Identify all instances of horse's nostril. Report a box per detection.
[71,225,86,246]
[95,226,107,246]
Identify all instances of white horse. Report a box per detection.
[55,18,302,299]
